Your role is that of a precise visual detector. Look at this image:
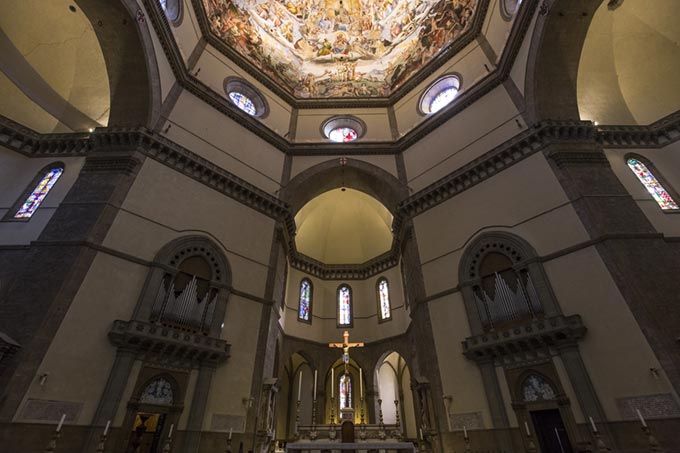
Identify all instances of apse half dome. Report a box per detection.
[294,188,393,264]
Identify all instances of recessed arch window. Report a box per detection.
[224,78,269,118]
[337,284,353,327]
[627,157,679,211]
[377,278,391,321]
[339,373,352,410]
[12,164,64,219]
[298,278,313,323]
[419,75,461,115]
[322,116,365,143]
[159,0,182,24]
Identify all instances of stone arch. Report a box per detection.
[154,235,232,286]
[73,0,161,127]
[458,231,561,334]
[516,371,559,403]
[133,235,232,336]
[524,0,605,122]
[281,158,408,215]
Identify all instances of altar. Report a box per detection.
[286,441,416,453]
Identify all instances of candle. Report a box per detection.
[589,416,598,433]
[56,414,66,432]
[359,368,363,399]
[376,369,380,399]
[463,425,468,439]
[229,427,233,440]
[168,423,174,439]
[524,421,531,436]
[419,428,423,440]
[331,368,334,398]
[313,370,318,401]
[298,371,303,401]
[636,409,647,427]
[103,420,111,436]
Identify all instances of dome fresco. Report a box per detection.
[201,0,479,99]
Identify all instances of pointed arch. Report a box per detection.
[337,284,353,327]
[376,277,392,322]
[625,154,679,211]
[298,278,313,323]
[5,162,64,220]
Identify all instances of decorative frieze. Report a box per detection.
[462,315,587,363]
[450,411,485,430]
[18,399,82,423]
[617,393,680,420]
[108,319,230,368]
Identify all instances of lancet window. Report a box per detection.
[626,157,679,211]
[377,278,391,321]
[337,285,353,326]
[150,255,219,334]
[298,279,312,322]
[339,373,352,410]
[13,165,64,219]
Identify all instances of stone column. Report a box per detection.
[544,145,680,394]
[0,149,145,422]
[477,359,513,452]
[183,363,217,453]
[557,343,613,444]
[80,347,137,452]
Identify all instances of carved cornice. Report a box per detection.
[462,315,587,363]
[139,0,539,154]
[5,111,680,279]
[109,319,230,368]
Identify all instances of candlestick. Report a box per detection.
[641,425,663,453]
[589,416,598,433]
[56,414,66,432]
[310,398,318,440]
[44,431,61,453]
[103,420,111,436]
[360,368,363,399]
[313,370,318,401]
[95,431,108,453]
[524,421,531,436]
[636,409,648,427]
[294,400,301,439]
[298,371,303,402]
[330,396,336,426]
[394,400,402,438]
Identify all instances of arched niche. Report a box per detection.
[133,235,232,337]
[375,351,417,438]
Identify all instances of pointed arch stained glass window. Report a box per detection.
[299,279,312,321]
[338,285,352,326]
[627,158,679,210]
[378,278,391,320]
[339,373,352,409]
[14,167,64,219]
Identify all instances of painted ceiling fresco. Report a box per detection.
[202,0,479,98]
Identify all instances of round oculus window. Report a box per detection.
[322,116,365,142]
[419,75,461,115]
[502,0,523,17]
[229,92,257,116]
[160,0,181,23]
[329,127,359,143]
[224,78,269,118]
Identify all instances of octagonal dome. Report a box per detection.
[201,0,481,99]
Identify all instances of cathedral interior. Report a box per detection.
[1,0,680,452]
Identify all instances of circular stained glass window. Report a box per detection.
[419,75,461,115]
[224,78,269,118]
[322,116,365,142]
[502,0,523,18]
[229,92,257,116]
[329,127,358,143]
[159,0,181,24]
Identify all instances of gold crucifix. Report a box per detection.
[329,331,364,408]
